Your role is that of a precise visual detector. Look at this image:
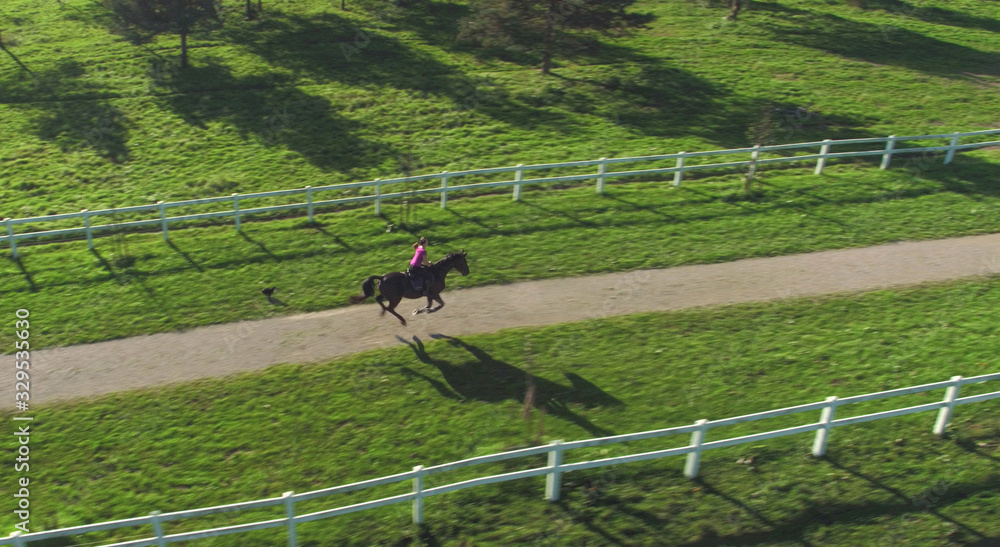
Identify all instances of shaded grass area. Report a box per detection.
[0,278,997,545]
[3,153,1000,351]
[1,0,999,218]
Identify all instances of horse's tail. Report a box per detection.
[349,275,380,304]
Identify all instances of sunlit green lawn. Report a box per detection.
[1,0,998,216]
[3,0,999,349]
[2,277,997,545]
[3,153,1000,351]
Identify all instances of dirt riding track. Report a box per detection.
[5,233,1000,410]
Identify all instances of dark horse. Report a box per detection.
[350,251,469,325]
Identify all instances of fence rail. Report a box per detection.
[4,129,999,258]
[5,372,998,547]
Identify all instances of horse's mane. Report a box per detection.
[434,252,464,267]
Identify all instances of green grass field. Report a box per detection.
[3,0,1000,347]
[2,0,998,214]
[2,155,1000,351]
[3,1,1000,544]
[2,278,997,545]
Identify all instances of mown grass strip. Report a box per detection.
[1,277,997,545]
[4,154,1000,350]
[2,0,999,217]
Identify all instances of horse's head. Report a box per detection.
[434,251,469,277]
[450,250,469,276]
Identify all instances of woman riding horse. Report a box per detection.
[407,237,434,296]
[350,251,469,326]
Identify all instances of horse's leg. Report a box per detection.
[385,296,407,326]
[415,294,435,314]
[412,293,435,315]
[429,293,445,313]
[371,279,389,316]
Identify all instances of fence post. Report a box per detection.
[944,132,961,164]
[232,193,241,232]
[545,440,565,501]
[150,510,167,547]
[374,179,382,216]
[811,396,839,457]
[512,164,525,201]
[3,218,17,259]
[596,158,607,194]
[283,491,297,547]
[158,201,168,241]
[880,135,896,170]
[815,139,832,175]
[9,531,26,547]
[3,218,16,259]
[745,144,761,184]
[412,465,425,525]
[82,209,93,251]
[440,172,449,209]
[684,419,710,479]
[673,152,686,187]
[933,376,963,436]
[305,187,314,224]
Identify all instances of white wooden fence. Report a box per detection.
[4,372,998,547]
[4,129,999,258]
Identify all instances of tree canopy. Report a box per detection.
[459,0,653,74]
[104,0,221,67]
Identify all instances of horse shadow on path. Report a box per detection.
[396,334,623,438]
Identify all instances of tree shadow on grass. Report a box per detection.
[1,60,131,162]
[821,456,996,542]
[220,10,574,134]
[852,0,1000,35]
[752,1,1000,79]
[220,7,880,158]
[756,151,1000,210]
[378,0,470,48]
[510,59,747,147]
[911,156,1000,200]
[0,38,35,74]
[376,0,654,71]
[396,334,622,437]
[155,58,378,173]
[506,55,872,152]
[374,2,874,149]
[550,462,997,546]
[554,500,629,546]
[670,467,1000,546]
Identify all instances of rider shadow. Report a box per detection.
[396,335,623,437]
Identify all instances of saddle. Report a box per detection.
[407,268,433,294]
